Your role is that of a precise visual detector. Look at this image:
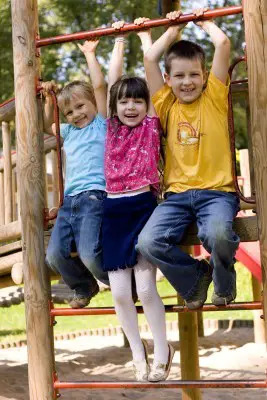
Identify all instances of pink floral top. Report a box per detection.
[105,115,161,193]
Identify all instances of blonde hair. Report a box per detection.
[57,80,97,111]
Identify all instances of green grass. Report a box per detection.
[0,263,254,344]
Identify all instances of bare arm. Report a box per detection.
[41,81,57,136]
[193,8,230,84]
[135,18,155,116]
[144,11,186,96]
[78,40,107,117]
[107,21,127,117]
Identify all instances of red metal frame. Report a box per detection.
[36,6,242,48]
[54,378,267,390]
[50,301,262,317]
[2,4,263,396]
[50,299,266,393]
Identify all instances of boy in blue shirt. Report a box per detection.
[42,40,108,308]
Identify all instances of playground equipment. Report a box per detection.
[0,1,266,399]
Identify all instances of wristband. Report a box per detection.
[115,37,126,43]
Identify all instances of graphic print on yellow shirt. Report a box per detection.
[152,71,235,194]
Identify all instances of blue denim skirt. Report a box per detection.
[102,191,157,271]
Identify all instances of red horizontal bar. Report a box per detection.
[36,6,242,48]
[54,379,267,389]
[50,301,262,317]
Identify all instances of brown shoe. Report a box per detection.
[68,283,99,309]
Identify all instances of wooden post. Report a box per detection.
[243,0,267,342]
[239,149,265,342]
[0,172,4,224]
[178,294,201,400]
[11,1,55,399]
[161,0,181,16]
[12,168,17,220]
[2,121,13,223]
[251,276,265,343]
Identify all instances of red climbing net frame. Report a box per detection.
[11,4,264,397]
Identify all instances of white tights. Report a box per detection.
[108,255,169,363]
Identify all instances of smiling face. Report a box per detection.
[109,76,149,127]
[116,97,147,127]
[61,93,97,128]
[165,57,207,104]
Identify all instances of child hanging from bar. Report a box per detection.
[137,8,240,309]
[41,39,109,309]
[100,21,174,382]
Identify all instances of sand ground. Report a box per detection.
[0,326,266,400]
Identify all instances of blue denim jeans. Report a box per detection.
[137,190,240,300]
[46,190,109,296]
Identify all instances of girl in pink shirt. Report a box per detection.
[101,21,174,382]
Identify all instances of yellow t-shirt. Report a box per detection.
[152,71,235,194]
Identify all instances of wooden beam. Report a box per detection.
[0,172,4,224]
[2,121,13,223]
[181,216,258,245]
[0,252,22,275]
[243,0,267,342]
[0,240,22,256]
[0,135,57,172]
[11,1,55,399]
[0,220,21,242]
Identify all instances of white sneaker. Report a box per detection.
[148,343,175,382]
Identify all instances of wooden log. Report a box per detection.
[11,262,24,284]
[0,172,4,224]
[0,240,22,256]
[0,98,15,123]
[0,220,21,242]
[0,135,57,172]
[2,121,13,223]
[0,252,22,275]
[181,216,258,245]
[0,274,18,289]
[12,168,17,220]
[11,1,55,399]
[243,0,267,342]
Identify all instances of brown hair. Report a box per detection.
[57,80,97,111]
[165,40,206,75]
[109,76,150,117]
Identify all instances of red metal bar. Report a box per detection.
[0,96,15,108]
[36,6,242,48]
[50,301,262,317]
[50,90,64,208]
[54,379,267,389]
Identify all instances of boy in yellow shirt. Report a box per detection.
[137,9,240,309]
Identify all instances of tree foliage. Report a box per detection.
[0,0,248,148]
